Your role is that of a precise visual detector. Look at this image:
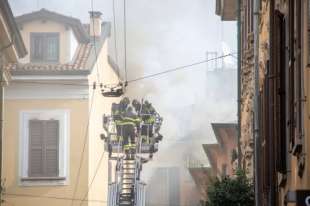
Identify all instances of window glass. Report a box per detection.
[30,33,59,63]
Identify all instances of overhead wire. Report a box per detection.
[127,53,234,83]
[78,150,106,206]
[123,0,128,81]
[7,53,235,87]
[230,53,253,67]
[112,0,120,79]
[69,88,96,206]
[3,193,107,203]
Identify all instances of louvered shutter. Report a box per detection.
[29,120,44,177]
[30,34,44,61]
[44,120,59,177]
[274,11,287,174]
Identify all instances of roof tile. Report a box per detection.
[5,43,92,72]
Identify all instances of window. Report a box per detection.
[30,33,60,63]
[29,120,59,177]
[20,110,69,185]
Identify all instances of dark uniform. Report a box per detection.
[132,99,141,113]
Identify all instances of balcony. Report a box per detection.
[215,0,237,21]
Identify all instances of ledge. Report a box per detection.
[21,177,66,181]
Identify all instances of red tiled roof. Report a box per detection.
[5,43,92,73]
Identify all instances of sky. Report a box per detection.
[9,0,237,204]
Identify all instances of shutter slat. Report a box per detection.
[28,120,59,177]
[44,120,59,177]
[29,120,44,177]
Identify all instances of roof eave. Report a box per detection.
[10,69,91,76]
[0,0,27,58]
[15,9,90,43]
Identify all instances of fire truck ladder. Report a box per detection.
[105,101,163,206]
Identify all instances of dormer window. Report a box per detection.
[30,33,59,63]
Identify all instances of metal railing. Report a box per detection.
[135,181,146,206]
[186,156,208,169]
[108,183,118,206]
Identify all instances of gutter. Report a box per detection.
[237,0,242,169]
[0,0,27,58]
[268,0,276,205]
[253,0,261,205]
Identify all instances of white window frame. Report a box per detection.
[19,109,70,186]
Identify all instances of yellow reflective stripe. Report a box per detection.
[123,117,141,124]
[115,121,135,126]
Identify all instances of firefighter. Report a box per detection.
[111,103,120,118]
[122,107,140,153]
[108,142,112,158]
[132,99,141,114]
[119,97,130,115]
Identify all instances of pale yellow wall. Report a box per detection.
[86,40,121,206]
[3,20,121,206]
[18,20,77,64]
[3,99,90,206]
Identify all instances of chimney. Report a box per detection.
[89,11,102,37]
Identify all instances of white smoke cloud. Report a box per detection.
[10,0,237,204]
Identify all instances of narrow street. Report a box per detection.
[0,0,309,206]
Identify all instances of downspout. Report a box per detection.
[0,54,3,206]
[268,0,276,205]
[237,0,242,170]
[253,0,260,205]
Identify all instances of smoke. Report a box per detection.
[10,0,237,204]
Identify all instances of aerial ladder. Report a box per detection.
[102,98,163,206]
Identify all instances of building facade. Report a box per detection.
[217,0,310,205]
[187,123,237,204]
[2,9,120,206]
[0,0,27,83]
[215,0,257,178]
[257,1,310,205]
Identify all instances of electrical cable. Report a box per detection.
[3,193,107,203]
[123,0,128,81]
[127,53,234,83]
[230,53,253,67]
[7,53,235,87]
[112,0,120,79]
[69,88,96,206]
[78,150,105,206]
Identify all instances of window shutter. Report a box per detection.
[28,119,59,178]
[45,35,59,62]
[30,33,59,62]
[29,120,44,177]
[30,34,44,61]
[44,120,59,177]
[274,11,287,174]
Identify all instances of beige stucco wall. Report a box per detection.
[257,1,310,205]
[18,20,78,64]
[3,99,90,206]
[86,38,121,206]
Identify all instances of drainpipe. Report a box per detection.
[237,0,242,170]
[269,0,275,205]
[253,0,260,205]
[0,53,3,206]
